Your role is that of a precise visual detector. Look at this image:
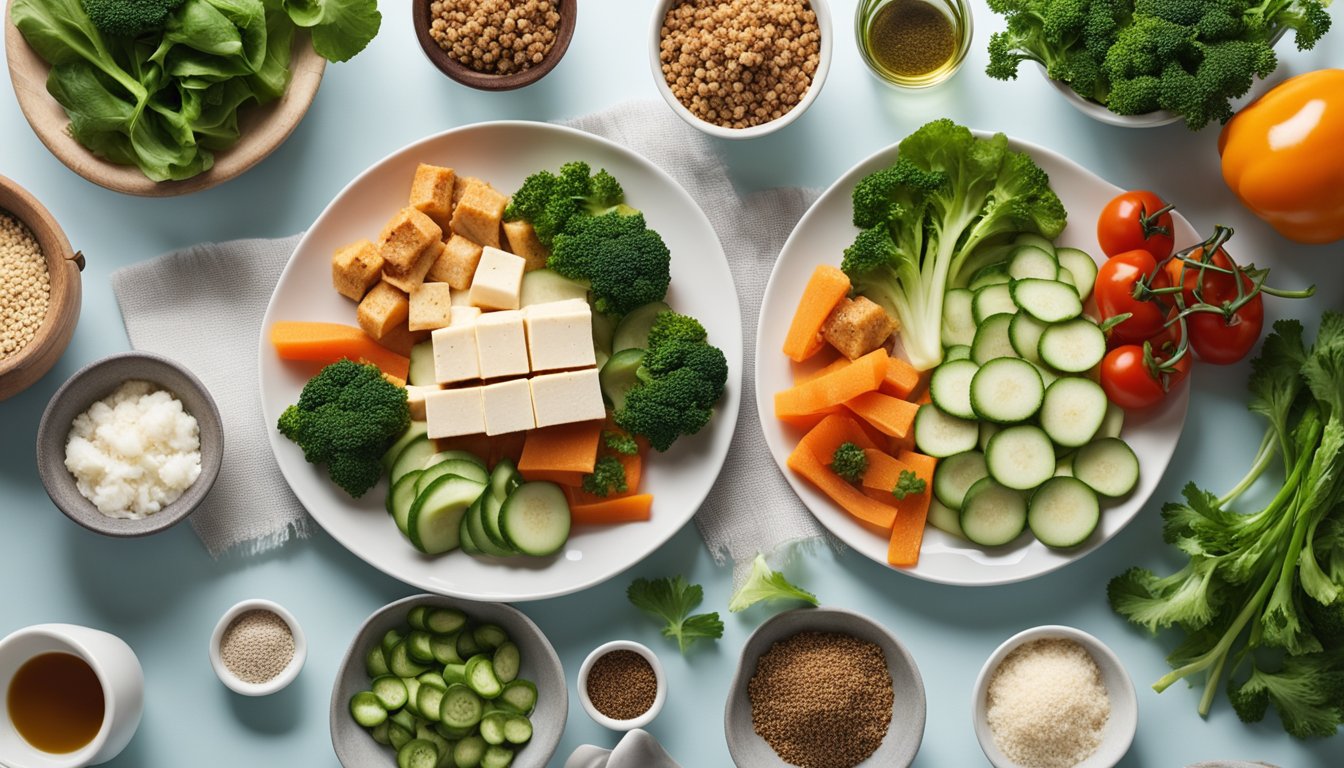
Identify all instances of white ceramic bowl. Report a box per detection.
[648,0,833,139]
[972,625,1137,768]
[578,640,667,731]
[208,599,307,696]
[1040,67,1183,128]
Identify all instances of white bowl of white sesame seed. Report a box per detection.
[650,0,833,140]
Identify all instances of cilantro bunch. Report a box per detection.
[627,576,723,654]
[1109,313,1344,738]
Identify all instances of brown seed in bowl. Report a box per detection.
[429,0,562,76]
[0,211,50,360]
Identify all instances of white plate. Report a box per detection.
[259,122,741,601]
[755,133,1192,586]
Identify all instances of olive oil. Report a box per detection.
[8,652,105,753]
[857,0,971,88]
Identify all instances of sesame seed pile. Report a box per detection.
[659,0,822,130]
[986,638,1110,768]
[428,0,561,76]
[585,650,657,721]
[220,610,295,685]
[748,631,894,768]
[0,211,49,361]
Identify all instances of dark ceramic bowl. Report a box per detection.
[36,351,222,536]
[412,0,577,91]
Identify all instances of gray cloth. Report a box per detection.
[112,101,832,566]
[564,729,681,768]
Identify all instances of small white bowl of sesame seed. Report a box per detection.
[578,640,668,731]
[209,599,307,697]
[650,0,834,140]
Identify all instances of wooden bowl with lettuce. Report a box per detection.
[4,0,380,197]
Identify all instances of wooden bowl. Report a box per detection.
[0,174,82,401]
[4,1,326,197]
[413,0,576,91]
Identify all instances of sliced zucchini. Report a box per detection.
[438,684,484,730]
[1073,438,1140,497]
[1099,400,1125,439]
[926,497,965,538]
[389,470,422,523]
[1013,232,1056,256]
[407,475,486,555]
[1028,476,1101,548]
[384,422,429,472]
[1039,377,1108,448]
[959,477,1027,547]
[941,288,976,348]
[351,691,388,727]
[612,301,672,352]
[1007,245,1059,281]
[391,433,438,484]
[978,421,999,452]
[599,348,645,411]
[944,344,972,361]
[970,358,1044,424]
[1011,278,1083,323]
[1056,247,1098,301]
[913,404,979,458]
[519,268,588,306]
[932,450,989,510]
[499,482,571,557]
[970,312,1016,365]
[409,341,436,387]
[417,459,490,496]
[928,359,978,420]
[1008,311,1048,364]
[1038,318,1106,374]
[968,262,1012,291]
[972,283,1017,324]
[985,425,1056,491]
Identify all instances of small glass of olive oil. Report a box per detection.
[856,0,973,89]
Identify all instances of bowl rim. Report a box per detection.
[971,624,1138,768]
[208,599,307,697]
[577,640,667,731]
[853,0,975,89]
[1039,68,1183,127]
[35,350,224,537]
[647,0,834,140]
[412,0,578,91]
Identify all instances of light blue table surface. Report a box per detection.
[2,2,1342,766]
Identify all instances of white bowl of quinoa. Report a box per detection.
[209,599,307,696]
[0,174,81,401]
[650,0,833,140]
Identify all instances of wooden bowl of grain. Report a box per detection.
[413,0,577,91]
[0,174,82,401]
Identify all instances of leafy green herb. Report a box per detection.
[627,576,723,654]
[581,456,628,498]
[829,442,868,484]
[603,430,639,456]
[1109,313,1344,738]
[891,469,926,500]
[728,554,819,612]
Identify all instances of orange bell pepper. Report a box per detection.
[1218,69,1344,245]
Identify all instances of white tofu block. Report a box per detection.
[432,322,480,384]
[525,300,596,372]
[451,289,474,307]
[450,305,482,325]
[468,247,526,310]
[424,387,485,438]
[481,379,536,436]
[405,384,443,421]
[529,369,606,428]
[408,282,454,332]
[474,310,529,380]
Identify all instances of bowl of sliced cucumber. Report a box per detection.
[331,594,566,768]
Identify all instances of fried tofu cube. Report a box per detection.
[427,234,484,291]
[357,281,410,340]
[452,175,484,208]
[332,239,384,301]
[823,296,898,360]
[409,164,456,229]
[375,324,430,357]
[468,247,526,311]
[408,282,454,332]
[502,219,550,272]
[377,207,442,274]
[450,180,507,248]
[382,240,444,293]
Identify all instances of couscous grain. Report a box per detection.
[0,211,49,361]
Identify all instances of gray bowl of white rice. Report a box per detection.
[36,351,222,537]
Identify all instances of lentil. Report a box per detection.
[659,0,822,130]
[986,638,1110,768]
[0,211,49,361]
[220,610,295,685]
[428,0,561,76]
[748,631,893,768]
[585,650,657,721]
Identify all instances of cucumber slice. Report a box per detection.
[426,608,467,635]
[1039,377,1108,448]
[417,684,447,724]
[978,421,999,452]
[453,736,487,768]
[985,425,1056,490]
[968,262,1012,291]
[1056,268,1077,291]
[599,348,645,411]
[929,359,978,420]
[479,711,509,746]
[1007,245,1059,281]
[499,482,571,557]
[408,606,429,631]
[1073,438,1140,497]
[439,684,484,730]
[464,654,504,699]
[518,268,588,306]
[1011,278,1083,323]
[429,633,462,665]
[492,642,520,684]
[390,470,423,525]
[466,495,515,558]
[407,630,435,663]
[1055,454,1075,477]
[591,311,616,357]
[502,715,532,745]
[391,433,438,484]
[366,645,390,678]
[417,459,490,496]
[496,680,537,715]
[1013,233,1056,256]
[351,691,388,727]
[458,509,482,556]
[402,676,423,718]
[944,344,972,361]
[388,723,413,751]
[612,301,671,352]
[941,288,976,348]
[481,488,512,550]
[381,629,404,657]
[1008,311,1048,364]
[397,738,440,768]
[1056,247,1098,301]
[1028,476,1101,548]
[472,624,509,651]
[488,460,523,503]
[970,358,1044,424]
[384,422,429,472]
[972,283,1017,324]
[970,312,1016,365]
[370,720,393,746]
[388,641,430,678]
[959,477,1027,546]
[407,475,486,555]
[441,663,466,686]
[417,670,448,691]
[1099,400,1125,439]
[481,745,515,768]
[913,404,979,458]
[1038,318,1106,373]
[926,497,965,538]
[933,450,989,510]
[423,450,488,472]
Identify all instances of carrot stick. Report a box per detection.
[270,320,410,380]
[775,348,888,419]
[518,421,604,483]
[846,391,919,439]
[568,494,653,525]
[880,356,922,400]
[782,265,850,362]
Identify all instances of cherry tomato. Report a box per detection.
[1098,190,1176,260]
[1100,344,1191,410]
[1094,249,1170,345]
[1164,246,1264,365]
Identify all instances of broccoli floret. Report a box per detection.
[646,311,707,350]
[81,0,184,38]
[603,430,639,456]
[548,212,671,316]
[1155,39,1277,129]
[277,360,410,498]
[614,312,729,452]
[503,161,635,246]
[1244,0,1333,50]
[1103,15,1194,81]
[984,0,1114,89]
[829,442,868,484]
[581,456,629,497]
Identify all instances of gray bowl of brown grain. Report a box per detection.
[724,606,926,768]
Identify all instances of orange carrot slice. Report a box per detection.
[270,321,410,380]
[518,421,604,483]
[787,443,895,533]
[775,348,888,419]
[880,356,922,400]
[568,494,654,525]
[782,265,851,362]
[890,451,937,567]
[846,391,920,439]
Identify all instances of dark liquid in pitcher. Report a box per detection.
[8,652,105,753]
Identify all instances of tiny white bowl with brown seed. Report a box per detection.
[209,599,306,696]
[649,0,833,140]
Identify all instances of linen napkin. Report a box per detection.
[113,101,832,567]
[563,729,681,768]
